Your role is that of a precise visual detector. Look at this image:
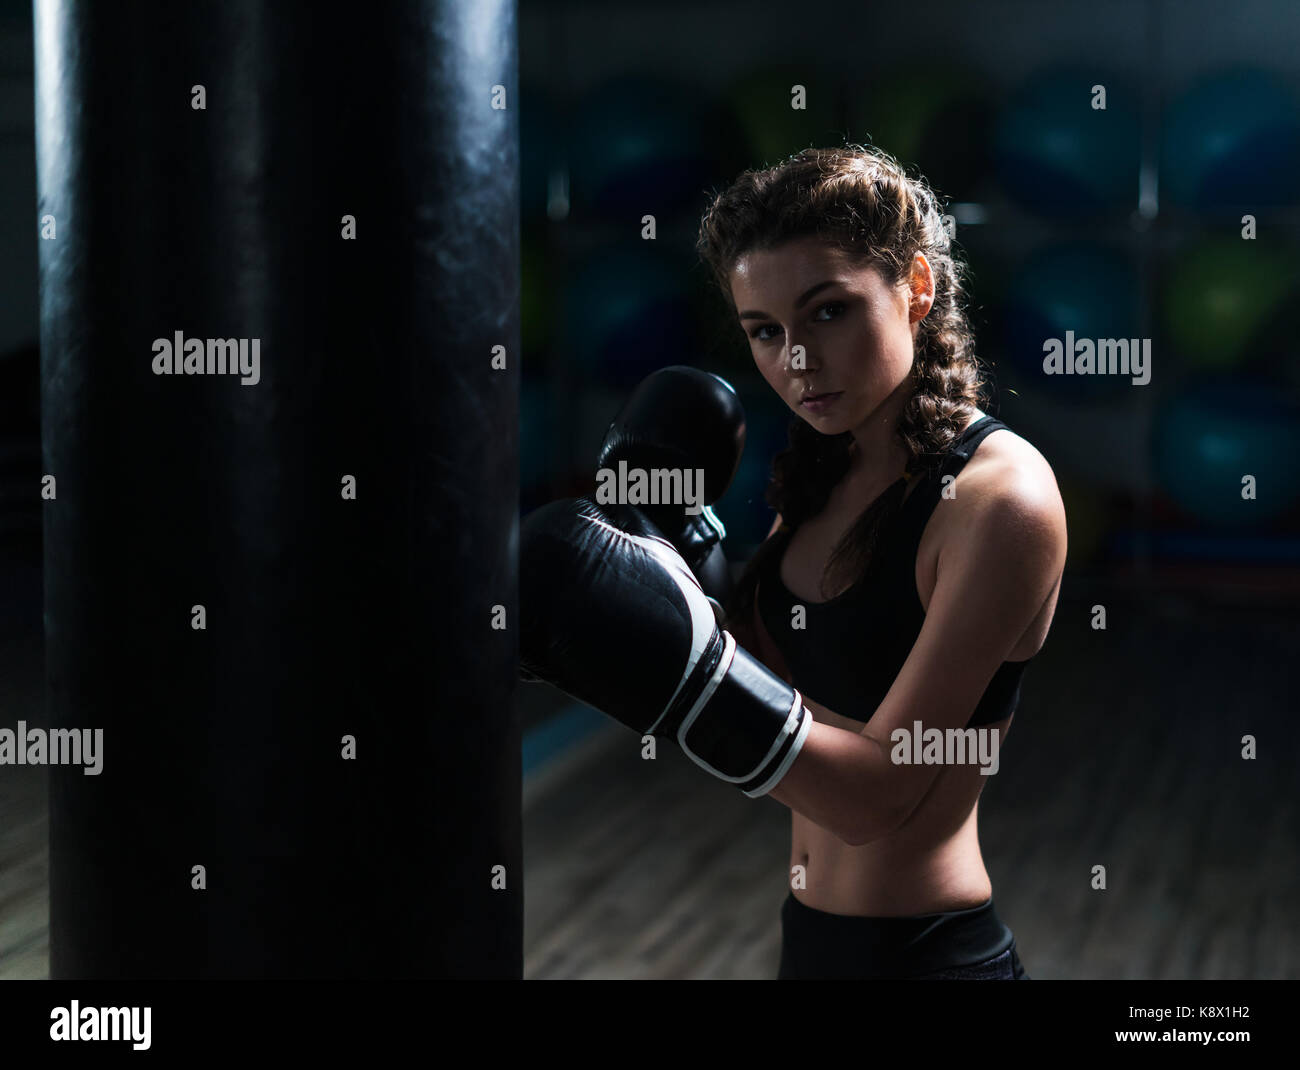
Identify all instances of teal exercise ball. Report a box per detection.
[569,75,713,221]
[1153,378,1300,528]
[564,246,697,388]
[1161,69,1300,210]
[995,70,1140,217]
[1000,244,1143,402]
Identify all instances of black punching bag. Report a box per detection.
[36,0,521,977]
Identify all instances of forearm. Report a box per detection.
[725,615,895,842]
[767,716,903,847]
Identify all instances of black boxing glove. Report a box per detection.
[519,496,810,797]
[595,366,745,616]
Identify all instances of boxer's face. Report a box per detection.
[729,236,933,436]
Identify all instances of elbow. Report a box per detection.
[841,761,916,847]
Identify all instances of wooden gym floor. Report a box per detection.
[3,581,1297,980]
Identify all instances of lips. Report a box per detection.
[800,390,842,413]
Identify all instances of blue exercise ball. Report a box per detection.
[569,75,713,221]
[1000,244,1143,402]
[564,246,697,389]
[995,70,1141,217]
[1153,378,1300,528]
[1161,69,1300,210]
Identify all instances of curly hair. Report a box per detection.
[695,144,988,622]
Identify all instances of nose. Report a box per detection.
[783,339,817,378]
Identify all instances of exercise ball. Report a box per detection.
[569,75,712,221]
[850,67,994,200]
[724,65,843,168]
[564,246,697,388]
[1000,243,1143,402]
[1161,69,1300,209]
[1161,236,1297,372]
[995,70,1140,217]
[1153,377,1300,528]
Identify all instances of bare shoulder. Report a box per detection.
[943,415,1066,562]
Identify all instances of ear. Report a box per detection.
[908,252,935,323]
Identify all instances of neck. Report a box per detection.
[846,380,913,485]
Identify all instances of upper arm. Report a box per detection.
[864,465,1066,826]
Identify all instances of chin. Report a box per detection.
[799,411,848,434]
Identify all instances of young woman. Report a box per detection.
[696,145,1067,979]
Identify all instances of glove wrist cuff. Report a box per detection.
[674,634,811,797]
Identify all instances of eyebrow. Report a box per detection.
[737,280,838,321]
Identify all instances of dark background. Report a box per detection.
[3,0,1298,978]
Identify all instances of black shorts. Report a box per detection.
[777,891,1031,980]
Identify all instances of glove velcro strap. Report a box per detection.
[675,637,810,796]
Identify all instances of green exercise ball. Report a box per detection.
[1161,236,1298,372]
[724,65,843,167]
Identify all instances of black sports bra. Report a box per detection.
[755,416,1031,728]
